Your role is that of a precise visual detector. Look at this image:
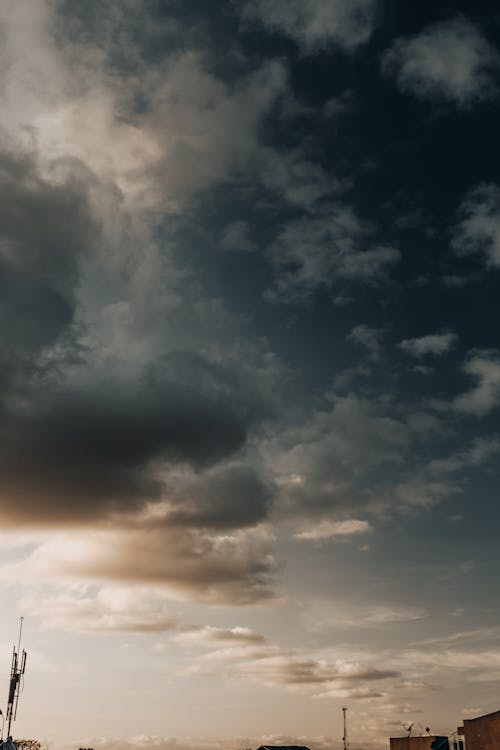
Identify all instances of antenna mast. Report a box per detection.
[342,706,349,750]
[4,618,27,740]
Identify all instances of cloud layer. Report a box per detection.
[1,3,500,747]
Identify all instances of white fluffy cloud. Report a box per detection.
[242,0,378,52]
[452,183,500,266]
[267,210,400,301]
[453,352,500,415]
[399,331,458,357]
[383,17,498,106]
[348,325,385,359]
[21,585,179,633]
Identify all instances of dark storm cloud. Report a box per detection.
[166,463,274,530]
[0,5,284,534]
[2,0,500,638]
[0,351,269,524]
[0,148,97,355]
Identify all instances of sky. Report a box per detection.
[1,1,500,749]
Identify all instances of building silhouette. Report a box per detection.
[389,736,449,750]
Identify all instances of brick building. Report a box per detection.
[457,709,500,750]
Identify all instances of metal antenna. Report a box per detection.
[16,620,23,660]
[342,706,349,750]
[406,722,414,750]
[5,618,27,740]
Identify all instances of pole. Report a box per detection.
[342,706,348,750]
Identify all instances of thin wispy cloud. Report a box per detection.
[293,519,372,541]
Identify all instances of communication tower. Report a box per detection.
[1,618,27,748]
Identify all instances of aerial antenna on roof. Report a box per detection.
[406,722,414,750]
[2,618,27,743]
[342,706,349,750]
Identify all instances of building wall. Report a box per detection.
[462,712,500,750]
[389,737,449,750]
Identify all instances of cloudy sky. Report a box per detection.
[1,0,500,748]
